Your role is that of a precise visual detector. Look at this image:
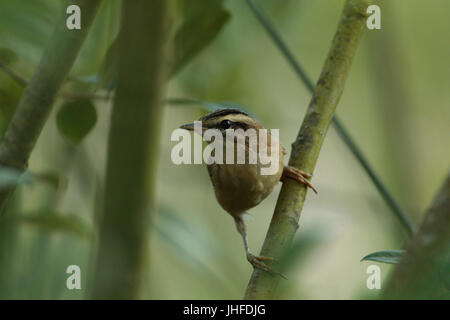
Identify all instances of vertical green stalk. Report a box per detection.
[244,0,369,299]
[90,0,170,299]
[0,0,102,213]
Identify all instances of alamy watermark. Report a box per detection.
[171,121,280,175]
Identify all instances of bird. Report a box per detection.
[180,108,316,275]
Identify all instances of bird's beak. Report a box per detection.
[180,123,206,131]
[180,123,195,131]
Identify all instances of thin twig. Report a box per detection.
[0,59,111,101]
[245,0,414,236]
[0,60,28,86]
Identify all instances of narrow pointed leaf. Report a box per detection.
[361,250,405,264]
[97,37,119,90]
[8,211,94,241]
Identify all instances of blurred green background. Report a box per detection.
[0,0,449,299]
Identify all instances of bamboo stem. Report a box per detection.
[244,0,369,299]
[0,0,102,213]
[245,0,414,236]
[89,0,170,299]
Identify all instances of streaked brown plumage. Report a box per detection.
[181,108,316,275]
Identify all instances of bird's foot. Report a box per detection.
[246,253,287,279]
[282,166,317,194]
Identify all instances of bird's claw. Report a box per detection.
[282,166,317,194]
[247,253,287,279]
[287,166,312,178]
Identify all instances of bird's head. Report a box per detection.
[180,108,263,134]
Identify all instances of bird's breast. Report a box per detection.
[205,134,286,216]
[207,161,283,216]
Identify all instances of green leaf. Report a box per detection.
[361,250,405,264]
[171,2,231,77]
[0,47,19,64]
[73,0,121,76]
[56,99,97,144]
[96,37,119,91]
[9,211,94,241]
[0,165,32,190]
[180,0,224,19]
[0,1,60,62]
[94,1,230,89]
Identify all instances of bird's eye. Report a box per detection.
[219,119,232,130]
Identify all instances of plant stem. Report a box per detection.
[0,0,102,213]
[0,60,27,86]
[245,0,414,236]
[244,0,369,299]
[0,60,111,101]
[382,172,450,299]
[89,0,170,299]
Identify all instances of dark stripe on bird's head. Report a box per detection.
[199,108,249,122]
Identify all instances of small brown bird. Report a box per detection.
[180,108,316,275]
